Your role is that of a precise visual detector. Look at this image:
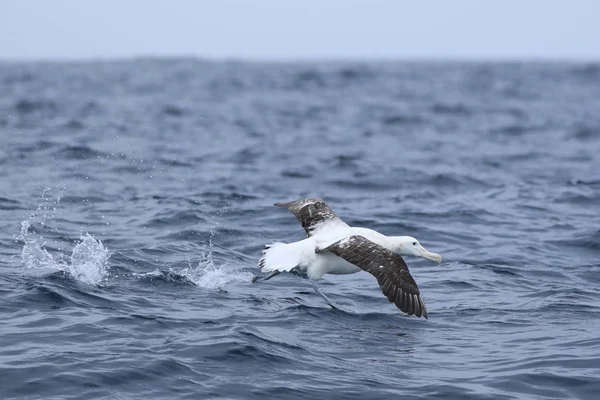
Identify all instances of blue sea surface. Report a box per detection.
[1,59,599,399]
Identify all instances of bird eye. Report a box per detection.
[412,242,417,246]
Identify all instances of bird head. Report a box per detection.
[394,236,442,263]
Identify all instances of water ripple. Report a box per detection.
[1,59,600,400]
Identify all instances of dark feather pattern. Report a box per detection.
[323,235,428,318]
[275,197,347,237]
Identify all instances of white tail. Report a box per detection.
[258,240,313,273]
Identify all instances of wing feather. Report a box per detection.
[323,235,428,319]
[275,197,348,237]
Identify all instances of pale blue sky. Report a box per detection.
[1,0,599,60]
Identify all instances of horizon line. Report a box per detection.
[1,54,599,65]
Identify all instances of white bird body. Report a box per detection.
[260,226,393,279]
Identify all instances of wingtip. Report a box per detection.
[258,256,266,269]
[420,298,428,319]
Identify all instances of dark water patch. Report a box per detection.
[14,140,61,153]
[63,119,85,130]
[59,195,114,204]
[0,197,22,210]
[327,179,396,191]
[2,71,34,84]
[536,300,599,315]
[568,179,600,187]
[19,221,73,241]
[431,103,471,115]
[570,125,599,141]
[478,264,525,278]
[162,104,187,117]
[550,230,600,251]
[570,63,600,80]
[195,190,259,203]
[293,69,327,89]
[13,281,86,309]
[381,114,423,126]
[54,145,109,160]
[501,150,548,162]
[159,229,212,242]
[134,270,198,286]
[438,279,480,290]
[426,172,494,188]
[159,157,193,167]
[228,147,263,164]
[202,342,292,365]
[492,123,548,136]
[110,164,153,174]
[554,190,600,206]
[281,168,316,179]
[327,152,365,168]
[14,98,57,114]
[146,210,206,227]
[337,65,374,81]
[250,386,369,400]
[238,327,307,351]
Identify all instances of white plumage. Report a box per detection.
[259,226,393,279]
[255,198,442,318]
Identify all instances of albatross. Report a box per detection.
[254,197,442,318]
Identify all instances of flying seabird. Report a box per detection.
[254,197,442,318]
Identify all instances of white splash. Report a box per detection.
[186,234,255,289]
[20,221,56,269]
[134,241,253,289]
[20,220,111,285]
[181,250,253,289]
[68,234,111,285]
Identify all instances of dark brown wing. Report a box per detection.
[323,235,428,318]
[275,197,348,237]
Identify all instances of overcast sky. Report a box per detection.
[1,0,599,61]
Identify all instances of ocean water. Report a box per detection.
[1,59,599,399]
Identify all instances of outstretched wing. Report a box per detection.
[275,197,348,237]
[323,235,428,318]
